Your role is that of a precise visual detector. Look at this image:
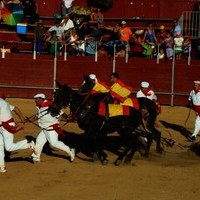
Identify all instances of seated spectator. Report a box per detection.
[76,21,92,41]
[21,0,38,24]
[49,31,61,55]
[85,36,96,56]
[164,31,174,60]
[46,22,64,43]
[183,35,192,56]
[172,18,182,37]
[131,30,144,57]
[115,49,125,57]
[174,32,184,60]
[66,29,79,55]
[143,23,157,57]
[60,14,74,41]
[34,19,46,54]
[98,46,107,57]
[156,25,167,58]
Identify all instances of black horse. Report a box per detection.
[78,75,164,154]
[49,82,153,165]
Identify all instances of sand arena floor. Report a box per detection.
[0,98,200,200]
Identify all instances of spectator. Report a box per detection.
[118,20,133,43]
[131,30,144,57]
[48,30,62,55]
[62,0,74,15]
[156,25,167,58]
[174,32,184,60]
[164,31,174,60]
[172,18,182,37]
[89,8,104,27]
[103,23,121,56]
[76,21,92,40]
[143,22,157,57]
[60,14,74,40]
[34,19,46,54]
[21,0,38,24]
[46,22,64,43]
[188,81,200,141]
[66,28,79,55]
[182,35,192,57]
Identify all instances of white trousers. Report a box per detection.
[0,127,29,152]
[0,134,5,169]
[192,115,200,137]
[32,129,71,160]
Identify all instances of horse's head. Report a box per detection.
[50,81,72,114]
[78,74,95,94]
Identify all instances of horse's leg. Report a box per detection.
[114,130,136,166]
[138,134,153,158]
[145,115,164,154]
[96,134,109,165]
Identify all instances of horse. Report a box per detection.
[78,75,164,154]
[49,81,153,165]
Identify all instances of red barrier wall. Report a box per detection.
[0,53,200,106]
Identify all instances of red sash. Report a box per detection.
[1,118,23,134]
[50,123,64,137]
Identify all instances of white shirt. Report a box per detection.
[37,106,60,129]
[63,0,74,8]
[60,18,74,31]
[48,25,64,38]
[189,90,200,106]
[0,98,14,123]
[136,90,157,101]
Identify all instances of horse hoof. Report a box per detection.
[92,153,98,162]
[102,159,108,165]
[114,159,122,166]
[156,147,164,154]
[142,152,149,158]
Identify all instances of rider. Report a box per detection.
[110,72,133,103]
[88,74,110,94]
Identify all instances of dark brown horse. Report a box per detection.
[78,75,164,154]
[49,82,153,165]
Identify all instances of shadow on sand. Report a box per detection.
[159,120,200,156]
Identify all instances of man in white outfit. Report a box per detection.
[188,81,200,141]
[136,81,157,101]
[0,93,35,173]
[136,81,161,114]
[31,93,75,163]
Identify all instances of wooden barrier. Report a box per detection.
[0,53,199,106]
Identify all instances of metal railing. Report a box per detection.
[180,11,200,39]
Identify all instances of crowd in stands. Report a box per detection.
[0,0,200,59]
